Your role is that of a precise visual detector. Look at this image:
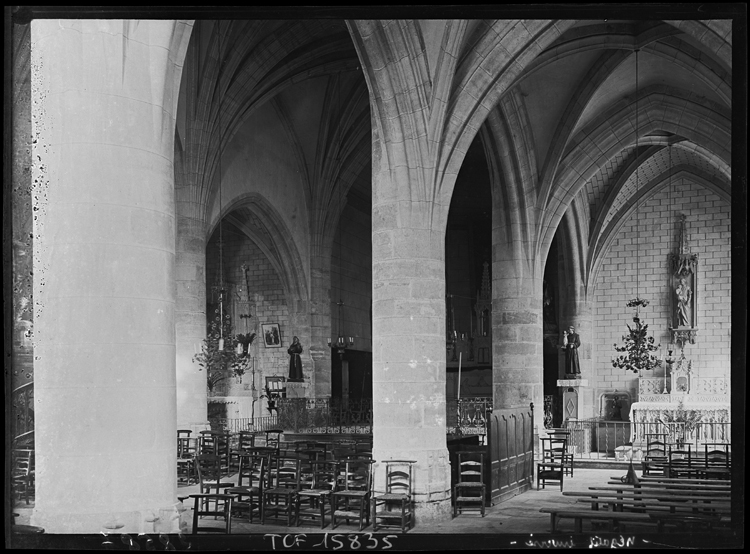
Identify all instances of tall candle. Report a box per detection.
[457,352,462,401]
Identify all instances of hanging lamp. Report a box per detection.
[327,74,354,358]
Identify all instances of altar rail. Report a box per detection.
[561,419,732,458]
[630,420,731,449]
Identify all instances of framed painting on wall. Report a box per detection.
[261,323,282,348]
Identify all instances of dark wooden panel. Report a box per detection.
[488,405,534,504]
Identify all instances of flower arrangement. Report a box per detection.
[658,399,702,446]
[612,298,661,374]
[193,310,255,392]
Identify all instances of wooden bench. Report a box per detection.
[543,493,730,533]
[540,507,656,533]
[606,480,731,491]
[572,496,731,515]
[563,491,729,510]
[610,475,730,485]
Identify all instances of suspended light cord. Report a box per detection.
[668,141,672,247]
[634,49,640,308]
[217,22,225,345]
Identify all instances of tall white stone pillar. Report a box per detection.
[30,19,190,533]
[175,214,209,431]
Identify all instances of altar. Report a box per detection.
[629,375,730,447]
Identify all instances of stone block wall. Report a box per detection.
[592,180,731,411]
[206,229,291,401]
[332,203,373,351]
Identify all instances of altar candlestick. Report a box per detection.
[457,352,462,400]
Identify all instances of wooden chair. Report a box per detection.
[230,430,256,472]
[667,445,693,478]
[331,445,356,460]
[453,450,486,517]
[642,439,668,476]
[195,454,235,515]
[262,429,284,449]
[262,455,301,526]
[226,452,268,525]
[11,450,34,505]
[177,438,199,485]
[372,460,416,533]
[703,444,730,480]
[548,429,574,476]
[188,493,235,534]
[537,437,567,491]
[332,458,375,531]
[296,459,338,528]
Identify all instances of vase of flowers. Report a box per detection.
[658,399,702,447]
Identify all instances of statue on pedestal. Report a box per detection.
[562,325,581,377]
[287,336,304,382]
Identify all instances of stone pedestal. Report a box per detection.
[286,381,307,398]
[557,379,589,421]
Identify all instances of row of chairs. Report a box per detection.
[184,449,415,534]
[642,438,730,479]
[178,429,374,484]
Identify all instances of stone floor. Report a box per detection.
[11,466,741,550]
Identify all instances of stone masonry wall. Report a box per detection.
[592,180,731,412]
[206,229,290,405]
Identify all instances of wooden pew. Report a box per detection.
[542,487,731,533]
[605,480,731,491]
[610,475,730,485]
[563,487,730,514]
[571,495,731,515]
[539,507,656,533]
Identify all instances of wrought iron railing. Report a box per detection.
[446,397,492,437]
[543,395,554,428]
[275,398,372,434]
[562,419,632,459]
[207,415,278,433]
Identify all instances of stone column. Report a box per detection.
[491,242,544,434]
[30,19,189,533]
[492,276,545,433]
[175,213,209,432]
[309,252,333,398]
[371,198,452,523]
